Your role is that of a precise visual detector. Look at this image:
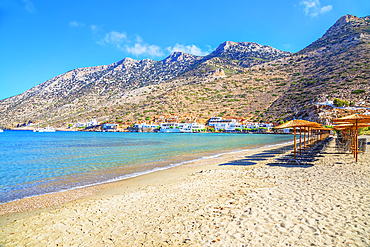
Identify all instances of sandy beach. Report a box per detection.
[1,137,369,246]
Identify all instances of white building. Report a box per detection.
[159,123,181,133]
[134,123,159,129]
[208,117,241,131]
[103,123,117,131]
[178,123,206,132]
[244,122,273,131]
[74,122,86,128]
[86,119,99,128]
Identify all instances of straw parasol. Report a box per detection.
[333,123,370,130]
[332,114,370,124]
[274,119,322,129]
[274,120,322,158]
[332,114,370,162]
[311,126,332,142]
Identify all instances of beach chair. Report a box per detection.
[275,152,316,166]
[358,138,367,153]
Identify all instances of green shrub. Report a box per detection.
[351,89,366,94]
[333,98,349,107]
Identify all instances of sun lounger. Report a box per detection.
[275,156,314,166]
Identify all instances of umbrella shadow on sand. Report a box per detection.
[219,160,257,166]
[265,163,314,168]
[219,145,296,167]
[219,143,317,168]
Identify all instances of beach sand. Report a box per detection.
[1,138,369,246]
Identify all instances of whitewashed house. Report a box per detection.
[86,119,99,128]
[208,117,241,131]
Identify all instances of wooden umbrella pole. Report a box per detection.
[304,127,306,151]
[308,127,310,149]
[311,129,313,145]
[318,130,320,141]
[299,127,302,155]
[311,130,315,145]
[317,130,318,142]
[356,120,358,162]
[318,130,320,142]
[294,127,296,159]
[353,128,356,157]
[352,128,355,157]
[350,130,352,153]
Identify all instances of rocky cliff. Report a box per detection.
[1,15,369,128]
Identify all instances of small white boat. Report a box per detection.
[33,126,55,133]
[0,129,3,132]
[42,126,56,132]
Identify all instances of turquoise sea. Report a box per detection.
[0,130,293,204]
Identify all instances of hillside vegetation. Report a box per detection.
[0,15,369,128]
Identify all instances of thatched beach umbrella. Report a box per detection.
[274,120,322,158]
[333,123,370,130]
[332,114,370,124]
[312,127,332,142]
[332,114,370,162]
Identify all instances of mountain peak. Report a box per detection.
[212,41,232,54]
[122,57,138,63]
[302,14,370,53]
[163,51,197,63]
[329,14,368,31]
[208,41,290,66]
[335,14,361,25]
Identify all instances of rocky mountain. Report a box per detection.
[120,14,370,126]
[302,14,370,53]
[266,14,370,122]
[208,41,291,67]
[1,14,369,129]
[0,42,290,127]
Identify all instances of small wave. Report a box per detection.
[1,140,292,205]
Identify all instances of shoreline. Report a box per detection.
[1,137,369,246]
[0,141,293,217]
[7,128,293,134]
[0,142,292,209]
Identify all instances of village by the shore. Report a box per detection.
[14,116,291,134]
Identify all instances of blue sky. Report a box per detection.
[0,0,369,100]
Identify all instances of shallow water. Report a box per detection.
[0,130,292,203]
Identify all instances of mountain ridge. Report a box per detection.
[1,14,369,128]
[0,41,290,127]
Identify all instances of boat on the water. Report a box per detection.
[33,126,55,133]
[0,129,3,132]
